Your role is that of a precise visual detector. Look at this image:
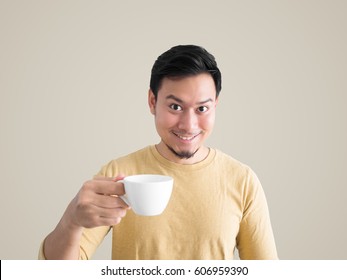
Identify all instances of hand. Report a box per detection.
[68,175,130,228]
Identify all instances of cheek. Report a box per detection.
[155,110,177,129]
[201,113,216,130]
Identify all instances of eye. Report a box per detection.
[170,104,183,111]
[197,106,208,113]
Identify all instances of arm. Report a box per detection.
[42,201,84,259]
[41,176,129,260]
[236,170,278,260]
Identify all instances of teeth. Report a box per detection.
[175,133,197,141]
[179,135,193,140]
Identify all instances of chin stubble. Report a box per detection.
[165,143,200,159]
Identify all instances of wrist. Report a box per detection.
[60,200,84,235]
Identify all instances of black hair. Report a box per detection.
[150,45,222,99]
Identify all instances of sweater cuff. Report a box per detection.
[38,239,47,260]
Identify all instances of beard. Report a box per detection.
[165,142,200,159]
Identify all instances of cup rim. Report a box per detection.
[124,174,173,183]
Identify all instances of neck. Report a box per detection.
[155,142,210,164]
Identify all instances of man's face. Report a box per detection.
[148,73,218,164]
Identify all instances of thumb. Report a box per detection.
[112,174,126,182]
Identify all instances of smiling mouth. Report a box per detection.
[172,132,201,141]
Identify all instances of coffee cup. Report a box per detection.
[119,174,173,216]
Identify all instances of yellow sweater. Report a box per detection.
[40,145,278,259]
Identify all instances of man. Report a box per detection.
[39,45,278,260]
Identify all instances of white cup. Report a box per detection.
[119,174,173,216]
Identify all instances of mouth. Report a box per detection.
[172,132,201,142]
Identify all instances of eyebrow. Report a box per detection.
[166,94,213,105]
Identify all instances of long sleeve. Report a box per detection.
[236,170,278,259]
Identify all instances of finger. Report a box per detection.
[96,207,128,226]
[98,216,123,226]
[84,179,125,196]
[92,194,130,209]
[112,174,125,182]
[81,206,128,227]
[93,175,125,182]
[97,207,128,219]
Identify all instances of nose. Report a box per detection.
[177,109,198,132]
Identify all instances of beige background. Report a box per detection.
[1,0,346,259]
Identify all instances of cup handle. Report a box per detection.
[120,195,130,206]
[117,180,130,206]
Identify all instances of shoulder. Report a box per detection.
[96,146,152,177]
[214,149,253,175]
[115,146,152,164]
[213,149,262,190]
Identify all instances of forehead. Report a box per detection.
[157,73,217,103]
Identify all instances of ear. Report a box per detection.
[148,89,156,115]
